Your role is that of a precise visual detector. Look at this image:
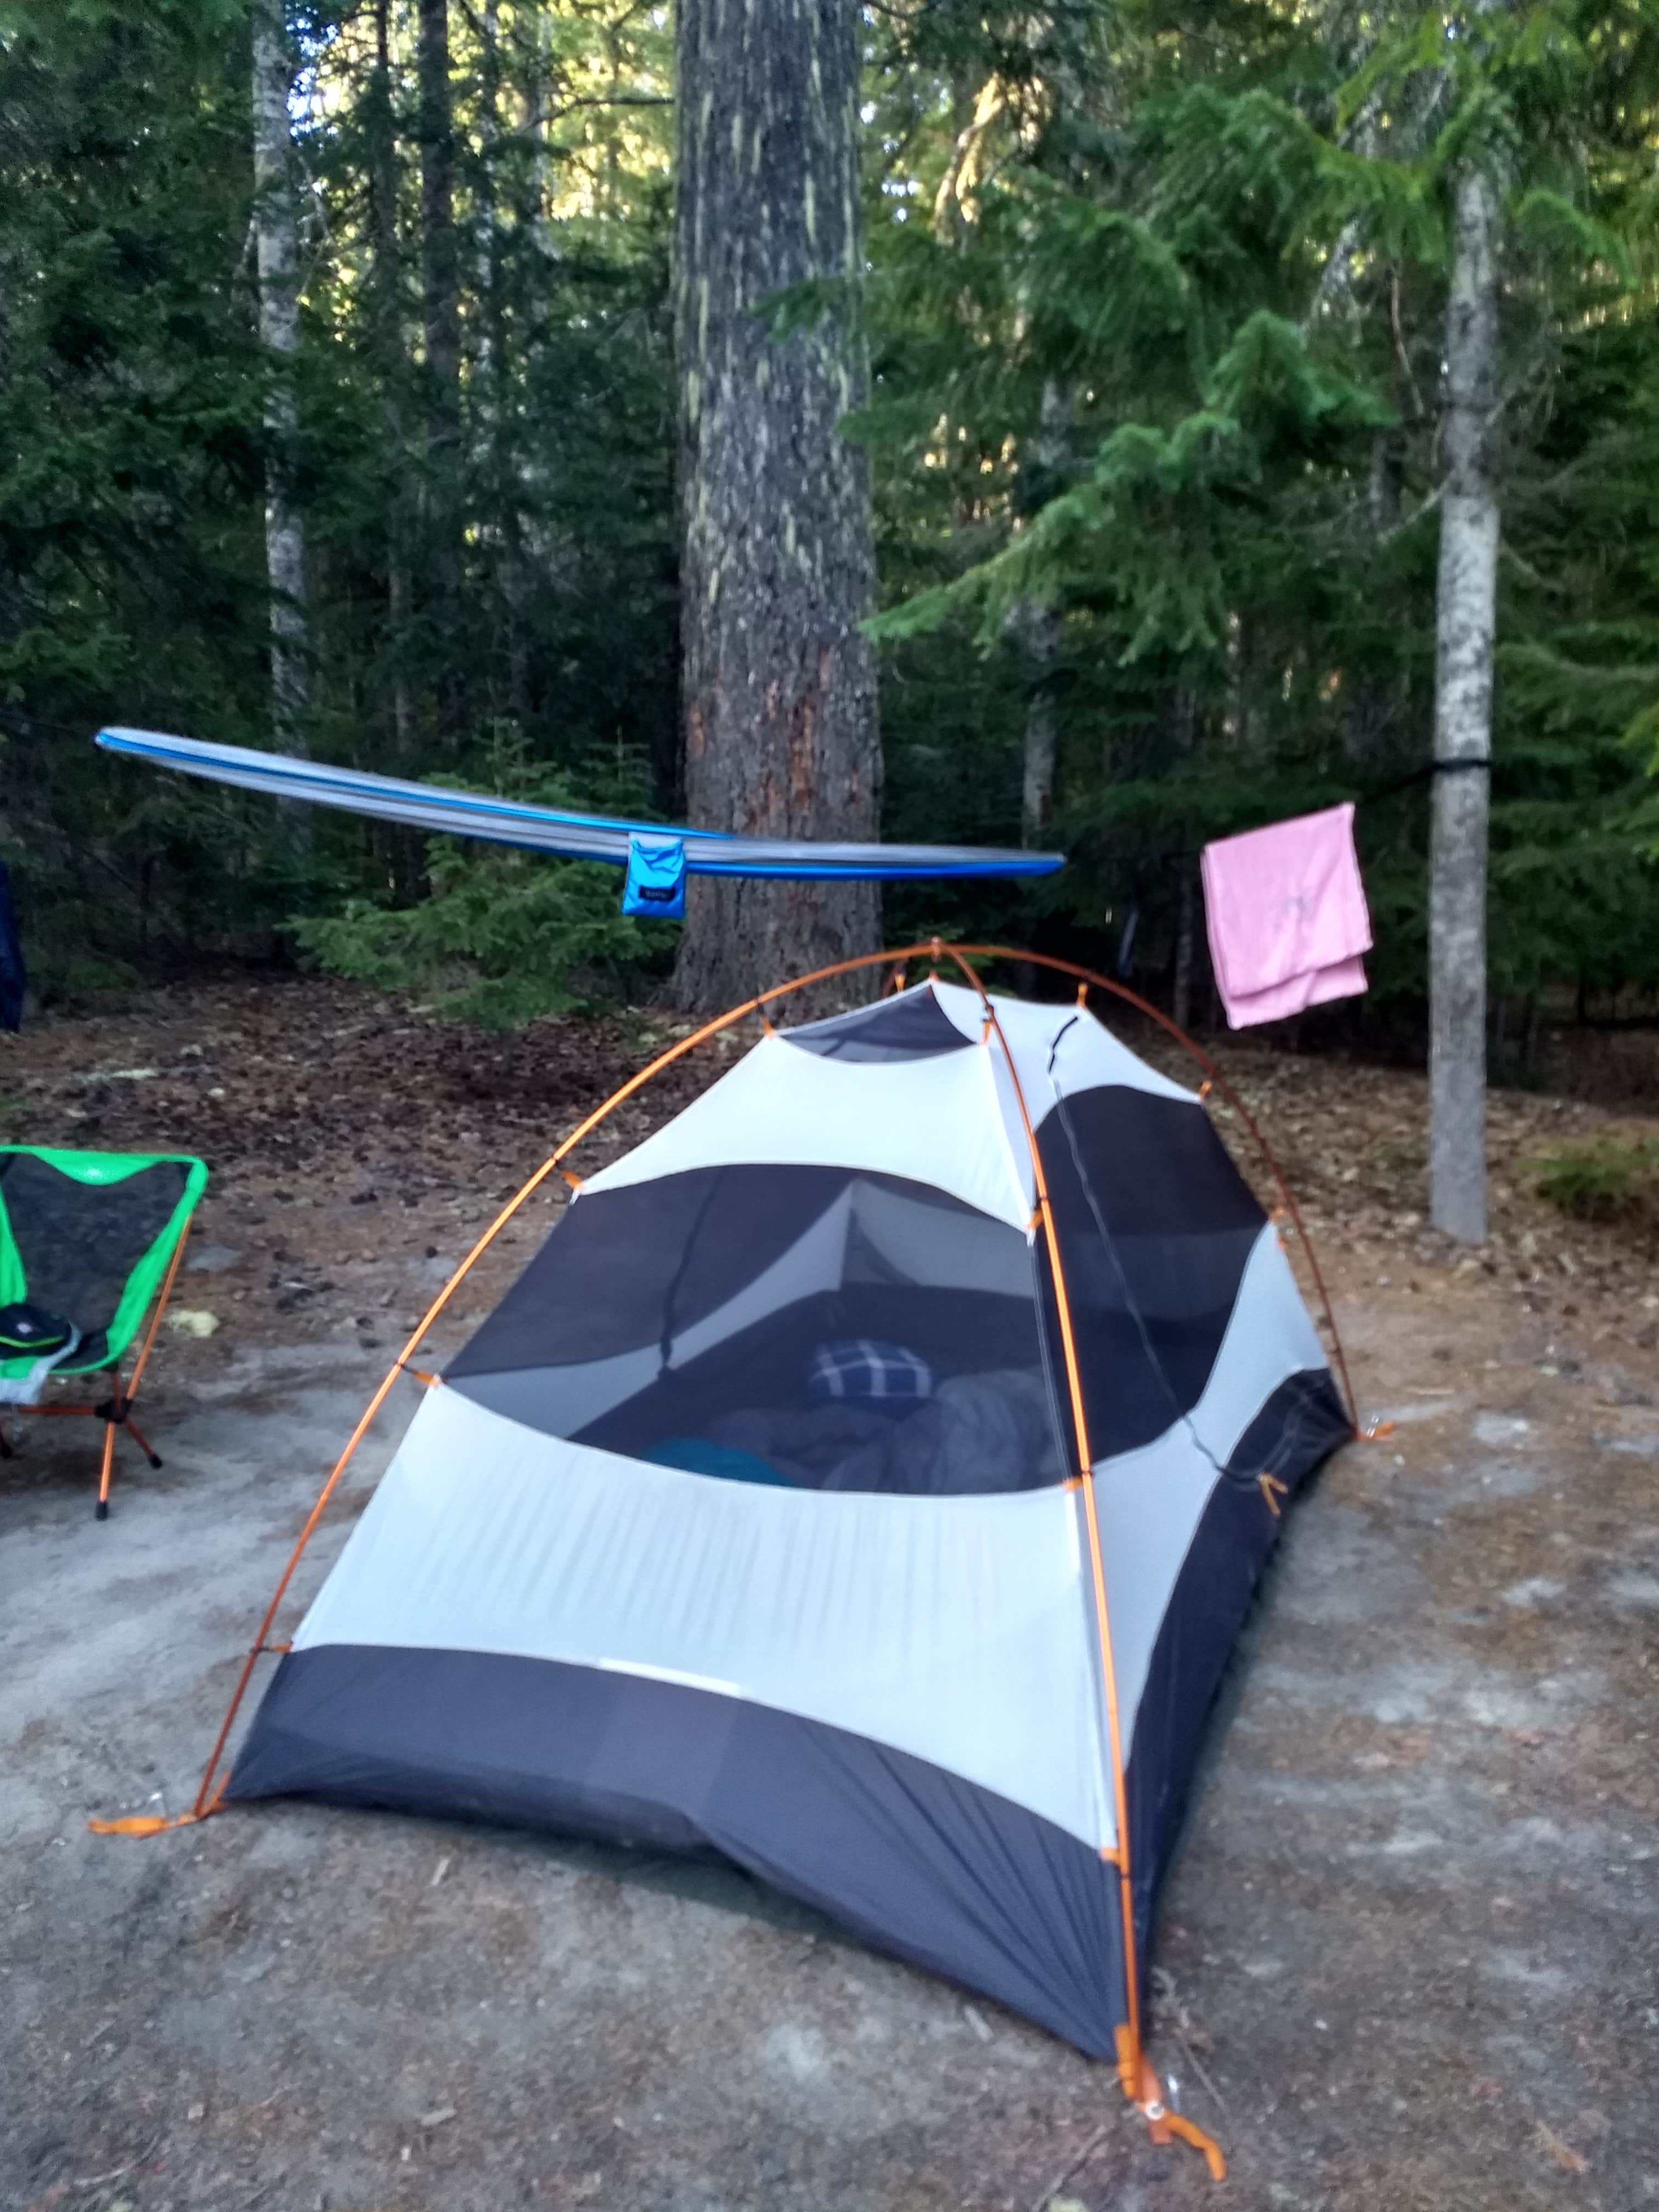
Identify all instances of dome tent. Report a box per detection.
[110,949,1353,2166]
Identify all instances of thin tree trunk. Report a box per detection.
[251,0,308,742]
[1170,683,1199,1026]
[416,0,460,417]
[670,0,881,1012]
[1172,864,1196,1031]
[416,0,461,728]
[475,0,519,712]
[1019,602,1060,847]
[1429,163,1500,1244]
[1013,376,1066,845]
[369,0,414,758]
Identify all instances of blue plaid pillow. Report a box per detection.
[806,1340,934,1406]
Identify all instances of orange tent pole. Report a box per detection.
[947,945,1356,1432]
[173,944,951,1824]
[933,949,1145,2066]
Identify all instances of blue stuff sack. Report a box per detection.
[621,833,687,920]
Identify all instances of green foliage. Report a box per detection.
[860,0,1659,1017]
[293,754,675,1026]
[5,0,1659,1046]
[0,0,676,1004]
[1533,1135,1659,1223]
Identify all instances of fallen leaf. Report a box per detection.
[1534,2121,1588,2175]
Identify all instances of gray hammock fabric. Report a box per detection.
[95,728,1065,884]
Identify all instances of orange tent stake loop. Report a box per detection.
[87,1810,206,1839]
[1259,1471,1288,1517]
[1137,2052,1228,2180]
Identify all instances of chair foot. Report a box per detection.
[95,1499,110,1521]
[123,1415,161,1470]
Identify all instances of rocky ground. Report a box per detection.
[1,974,1655,2212]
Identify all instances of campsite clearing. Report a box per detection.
[2,977,1656,2212]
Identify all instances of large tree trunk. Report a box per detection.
[1429,164,1500,1244]
[250,0,308,740]
[670,0,881,1012]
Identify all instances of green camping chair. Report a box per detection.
[0,1146,208,1518]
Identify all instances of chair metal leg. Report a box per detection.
[123,1414,163,1470]
[95,1415,117,1520]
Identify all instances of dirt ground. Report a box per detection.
[2,975,1656,2212]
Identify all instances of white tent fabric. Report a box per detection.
[583,1029,1036,1224]
[289,1382,1119,1850]
[929,980,1197,1109]
[583,984,1200,1224]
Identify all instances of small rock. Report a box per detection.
[166,1310,219,1339]
[187,2101,206,2121]
[420,2106,457,2129]
[186,1243,241,1273]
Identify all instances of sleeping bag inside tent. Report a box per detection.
[227,978,1353,2058]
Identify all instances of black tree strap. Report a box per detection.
[1365,755,1493,803]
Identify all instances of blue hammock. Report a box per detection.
[95,729,1064,892]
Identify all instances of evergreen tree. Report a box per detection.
[670,0,881,1010]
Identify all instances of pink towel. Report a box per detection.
[1200,802,1371,1029]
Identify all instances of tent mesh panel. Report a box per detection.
[447,1166,1067,1496]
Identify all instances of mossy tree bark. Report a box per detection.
[670,0,881,1012]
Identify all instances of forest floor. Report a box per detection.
[1,974,1656,2212]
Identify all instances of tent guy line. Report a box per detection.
[93,728,1066,885]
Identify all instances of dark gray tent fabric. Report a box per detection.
[229,1645,1127,2057]
[1122,1367,1352,1956]
[780,990,974,1062]
[1035,1086,1269,1459]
